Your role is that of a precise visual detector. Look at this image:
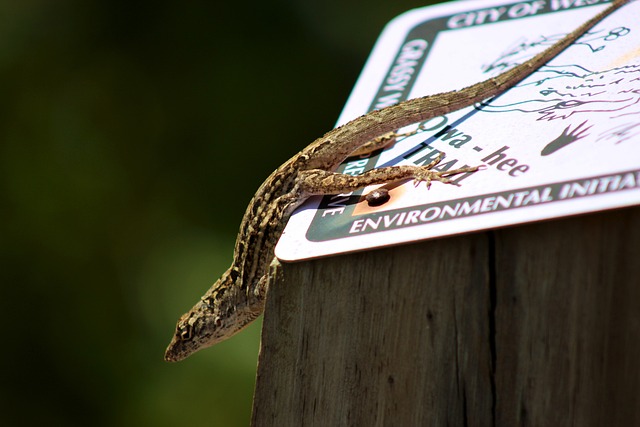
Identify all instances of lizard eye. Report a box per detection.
[179,325,192,340]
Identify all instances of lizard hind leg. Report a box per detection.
[350,124,428,157]
[297,153,482,196]
[350,131,397,156]
[411,152,482,189]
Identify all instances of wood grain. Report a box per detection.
[252,206,640,426]
[494,206,640,426]
[252,233,493,425]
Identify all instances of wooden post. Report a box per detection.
[251,206,640,426]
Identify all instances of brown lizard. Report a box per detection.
[165,0,630,362]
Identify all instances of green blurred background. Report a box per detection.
[0,0,441,425]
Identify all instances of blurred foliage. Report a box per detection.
[0,0,440,425]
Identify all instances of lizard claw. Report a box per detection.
[411,151,482,188]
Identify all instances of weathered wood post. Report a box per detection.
[251,206,640,426]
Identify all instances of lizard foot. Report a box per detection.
[412,152,482,188]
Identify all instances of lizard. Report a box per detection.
[165,0,630,362]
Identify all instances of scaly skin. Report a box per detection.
[165,0,630,362]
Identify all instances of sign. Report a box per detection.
[276,0,640,261]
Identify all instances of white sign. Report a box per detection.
[276,0,640,262]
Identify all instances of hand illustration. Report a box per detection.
[541,120,593,156]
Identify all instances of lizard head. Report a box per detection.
[164,303,221,362]
[164,273,261,362]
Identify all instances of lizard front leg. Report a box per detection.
[298,153,480,195]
